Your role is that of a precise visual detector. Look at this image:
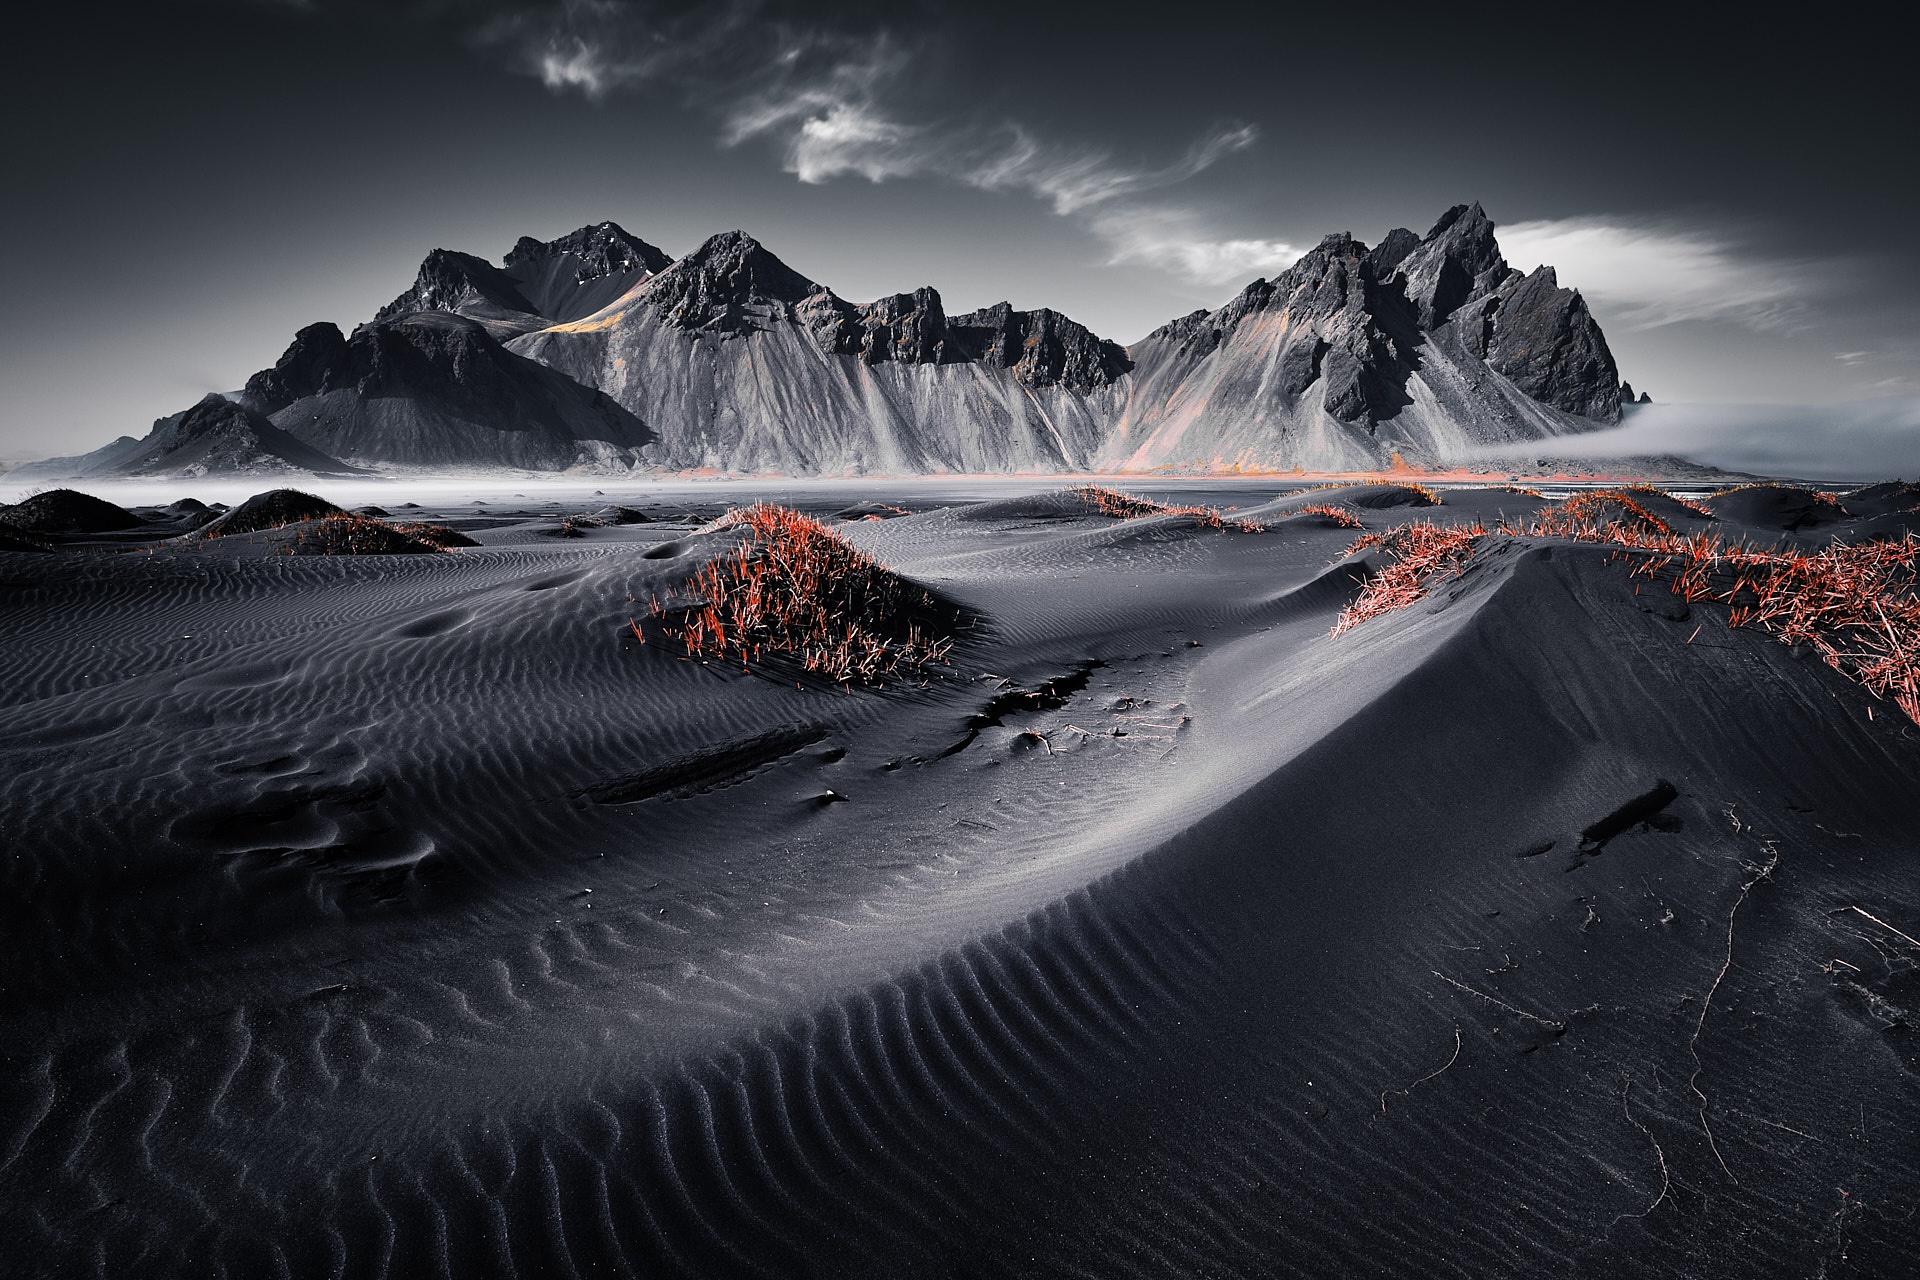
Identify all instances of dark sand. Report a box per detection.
[2,481,1917,1277]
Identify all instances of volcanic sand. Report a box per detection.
[2,482,1917,1277]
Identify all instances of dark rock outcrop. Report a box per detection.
[641,231,822,334]
[9,394,360,480]
[796,287,1129,391]
[377,221,672,336]
[1478,267,1622,422]
[945,303,1132,391]
[242,315,653,471]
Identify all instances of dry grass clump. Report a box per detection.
[1537,511,1920,723]
[1533,489,1675,537]
[280,515,443,556]
[1286,503,1366,529]
[1394,481,1446,506]
[639,503,960,686]
[393,522,479,549]
[1070,485,1266,531]
[1331,520,1488,635]
[1621,483,1714,518]
[1333,492,1920,724]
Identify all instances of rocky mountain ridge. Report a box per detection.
[21,206,1643,478]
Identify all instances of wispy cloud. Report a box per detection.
[1497,217,1813,331]
[461,0,1276,288]
[1086,206,1300,285]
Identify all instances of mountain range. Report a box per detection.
[15,204,1642,479]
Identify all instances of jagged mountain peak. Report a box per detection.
[1368,227,1421,278]
[1397,202,1509,326]
[503,221,671,279]
[642,231,823,333]
[374,249,533,327]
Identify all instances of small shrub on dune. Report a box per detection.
[1622,482,1714,518]
[1330,490,1920,724]
[1530,489,1674,537]
[196,489,342,538]
[1331,520,1488,635]
[281,515,442,556]
[1558,516,1920,724]
[1395,481,1446,507]
[1069,485,1265,531]
[639,504,960,687]
[393,522,479,549]
[1283,503,1366,529]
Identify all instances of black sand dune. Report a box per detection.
[0,488,148,534]
[2,483,1917,1278]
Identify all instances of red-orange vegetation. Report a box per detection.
[1529,489,1674,537]
[1395,481,1447,506]
[1621,482,1714,518]
[1070,485,1266,532]
[1330,519,1488,635]
[1286,503,1366,529]
[1537,509,1920,723]
[641,504,958,686]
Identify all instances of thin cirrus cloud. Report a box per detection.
[465,0,1284,286]
[1496,217,1814,331]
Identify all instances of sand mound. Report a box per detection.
[276,515,444,555]
[641,503,963,685]
[1327,482,1443,509]
[6,481,1920,1278]
[197,488,343,538]
[392,522,480,549]
[833,501,909,521]
[1705,482,1847,531]
[0,488,147,533]
[1844,480,1920,517]
[589,505,654,525]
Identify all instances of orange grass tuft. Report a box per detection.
[1069,485,1267,532]
[641,504,959,686]
[1394,481,1446,506]
[1528,509,1920,723]
[1531,489,1674,537]
[1621,483,1714,518]
[1331,519,1488,635]
[1287,502,1367,529]
[1493,496,1920,724]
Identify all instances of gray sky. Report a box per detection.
[3,0,1914,465]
